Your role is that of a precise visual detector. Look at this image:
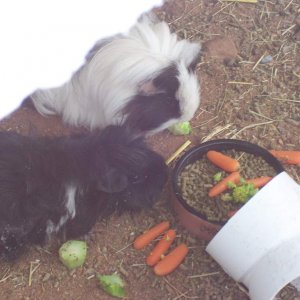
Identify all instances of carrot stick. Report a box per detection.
[269,150,300,165]
[246,176,272,188]
[207,150,240,172]
[208,171,241,197]
[153,243,189,276]
[133,221,170,250]
[146,229,176,266]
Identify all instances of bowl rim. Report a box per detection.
[171,138,285,225]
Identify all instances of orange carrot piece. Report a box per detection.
[246,176,272,188]
[133,221,170,250]
[269,150,300,165]
[208,172,241,197]
[207,150,240,172]
[153,243,189,276]
[146,229,176,266]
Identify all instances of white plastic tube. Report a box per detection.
[206,172,300,300]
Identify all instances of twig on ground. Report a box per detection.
[131,263,147,267]
[28,260,40,287]
[231,120,277,138]
[249,110,275,121]
[188,271,220,279]
[252,52,266,71]
[166,140,192,165]
[0,268,12,283]
[281,24,296,36]
[212,2,233,17]
[222,0,257,2]
[271,98,300,103]
[228,81,254,85]
[284,0,294,10]
[115,243,133,254]
[192,116,218,129]
[202,124,232,142]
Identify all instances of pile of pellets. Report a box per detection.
[177,150,277,222]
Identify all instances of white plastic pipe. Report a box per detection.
[206,172,300,300]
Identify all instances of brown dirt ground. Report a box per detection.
[0,1,299,299]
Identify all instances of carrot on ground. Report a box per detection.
[133,221,170,250]
[207,150,240,172]
[208,171,241,197]
[269,150,300,165]
[146,229,176,266]
[246,176,272,188]
[153,243,189,276]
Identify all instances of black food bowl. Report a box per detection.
[170,139,284,241]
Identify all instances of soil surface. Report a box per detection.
[0,1,299,299]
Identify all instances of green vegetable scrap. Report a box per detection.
[222,178,258,203]
[168,121,192,135]
[97,273,125,298]
[226,181,237,189]
[213,172,223,183]
[232,182,258,203]
[59,240,87,270]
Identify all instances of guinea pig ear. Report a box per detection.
[97,168,129,193]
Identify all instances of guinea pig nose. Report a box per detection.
[97,169,128,193]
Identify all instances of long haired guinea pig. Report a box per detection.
[30,16,201,136]
[0,125,167,260]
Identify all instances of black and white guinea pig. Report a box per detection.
[30,15,201,136]
[0,125,167,260]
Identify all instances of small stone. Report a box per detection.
[203,37,239,65]
[260,55,273,64]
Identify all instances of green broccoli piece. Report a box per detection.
[213,172,223,183]
[232,182,258,203]
[168,121,192,135]
[97,273,125,298]
[227,181,237,189]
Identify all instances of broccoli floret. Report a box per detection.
[232,182,258,203]
[227,181,237,189]
[168,121,192,135]
[213,172,223,183]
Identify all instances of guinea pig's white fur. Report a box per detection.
[31,16,201,135]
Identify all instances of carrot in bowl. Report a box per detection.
[208,171,241,197]
[153,243,189,276]
[146,229,176,266]
[133,221,170,250]
[246,176,272,188]
[269,150,300,165]
[207,150,240,172]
